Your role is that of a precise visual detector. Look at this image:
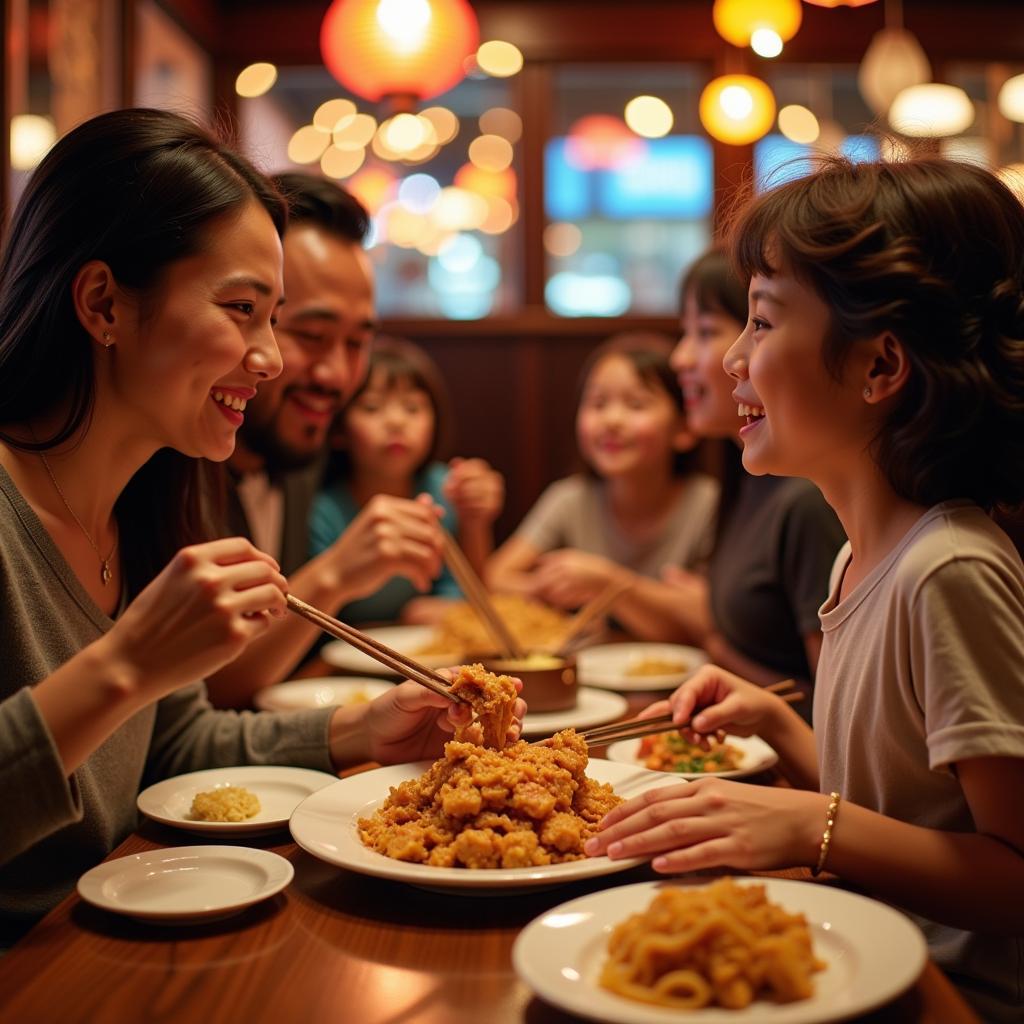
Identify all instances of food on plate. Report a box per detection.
[625,656,689,677]
[600,878,824,1009]
[449,662,518,749]
[417,594,571,657]
[357,729,621,868]
[190,786,260,822]
[639,731,743,773]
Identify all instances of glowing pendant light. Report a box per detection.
[857,0,930,116]
[889,84,975,138]
[320,0,479,106]
[699,75,776,146]
[712,0,802,51]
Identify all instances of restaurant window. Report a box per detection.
[544,65,713,317]
[239,67,522,319]
[755,66,879,192]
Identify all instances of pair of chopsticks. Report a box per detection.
[285,594,466,705]
[440,528,525,659]
[573,679,805,747]
[545,578,632,657]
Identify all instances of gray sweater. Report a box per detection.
[0,465,335,938]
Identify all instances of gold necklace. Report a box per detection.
[37,449,117,585]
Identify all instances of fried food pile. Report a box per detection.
[357,729,621,868]
[449,662,518,750]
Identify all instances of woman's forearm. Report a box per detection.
[609,573,712,645]
[827,802,1024,934]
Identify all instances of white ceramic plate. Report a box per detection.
[290,758,681,892]
[606,734,779,780]
[513,877,928,1024]
[253,677,395,711]
[520,688,628,737]
[78,846,294,923]
[577,643,708,692]
[137,765,337,835]
[321,625,460,676]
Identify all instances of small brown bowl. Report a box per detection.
[474,653,578,713]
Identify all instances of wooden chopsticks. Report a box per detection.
[285,594,466,704]
[561,679,805,747]
[440,528,525,659]
[546,578,632,657]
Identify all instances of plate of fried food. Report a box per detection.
[289,731,681,892]
[513,876,928,1023]
[606,732,778,780]
[577,643,708,692]
[137,765,338,836]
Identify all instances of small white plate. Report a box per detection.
[137,765,337,835]
[321,625,460,676]
[513,877,928,1024]
[78,846,294,923]
[253,677,395,711]
[290,758,682,892]
[577,643,708,692]
[520,688,628,737]
[606,734,779,780]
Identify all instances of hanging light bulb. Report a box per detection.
[700,75,776,146]
[713,0,801,51]
[320,0,479,106]
[998,74,1024,123]
[857,0,930,116]
[889,84,975,138]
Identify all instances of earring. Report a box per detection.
[101,331,113,347]
[863,385,872,398]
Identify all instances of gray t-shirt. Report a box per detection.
[515,474,719,576]
[0,465,335,939]
[816,501,1024,1022]
[709,473,845,680]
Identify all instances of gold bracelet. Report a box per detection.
[812,792,841,877]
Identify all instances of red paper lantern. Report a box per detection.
[320,0,480,105]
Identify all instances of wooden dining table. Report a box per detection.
[0,666,982,1024]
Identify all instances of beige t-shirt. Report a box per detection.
[815,501,1024,1021]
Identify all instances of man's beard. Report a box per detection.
[238,408,324,475]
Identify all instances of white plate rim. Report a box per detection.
[289,758,684,890]
[77,845,294,922]
[253,677,395,711]
[577,643,709,692]
[512,876,928,1024]
[520,687,628,735]
[605,734,779,780]
[137,765,338,835]
[321,625,459,675]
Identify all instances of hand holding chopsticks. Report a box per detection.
[285,594,466,704]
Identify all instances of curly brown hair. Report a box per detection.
[730,154,1024,512]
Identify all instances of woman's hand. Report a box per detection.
[584,777,827,874]
[104,537,287,699]
[656,664,790,738]
[337,675,527,766]
[529,549,625,609]
[443,457,505,525]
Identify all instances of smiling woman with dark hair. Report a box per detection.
[0,109,520,942]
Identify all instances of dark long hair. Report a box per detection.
[0,108,287,596]
[679,250,748,550]
[731,154,1024,511]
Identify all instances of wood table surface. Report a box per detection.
[0,667,982,1024]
